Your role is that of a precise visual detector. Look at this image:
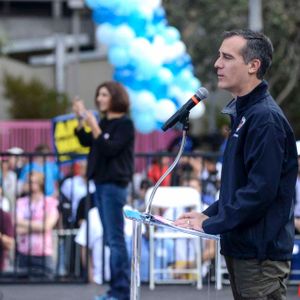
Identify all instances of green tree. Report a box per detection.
[3,72,69,119]
[163,0,300,137]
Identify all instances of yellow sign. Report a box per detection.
[52,113,96,162]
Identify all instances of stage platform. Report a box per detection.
[0,283,299,300]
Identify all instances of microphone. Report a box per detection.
[161,87,209,131]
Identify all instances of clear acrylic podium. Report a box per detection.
[124,210,221,300]
[124,113,221,300]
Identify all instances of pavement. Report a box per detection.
[0,283,299,300]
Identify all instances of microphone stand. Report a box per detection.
[130,112,190,300]
[144,112,190,216]
[127,112,221,299]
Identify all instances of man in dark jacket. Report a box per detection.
[175,29,298,299]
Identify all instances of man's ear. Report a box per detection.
[248,59,261,75]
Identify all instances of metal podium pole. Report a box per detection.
[130,220,142,300]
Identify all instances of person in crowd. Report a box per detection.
[132,178,152,211]
[16,172,59,277]
[0,186,10,213]
[73,81,134,300]
[201,157,220,206]
[175,29,298,299]
[7,147,25,178]
[75,206,110,285]
[218,124,230,163]
[0,158,17,212]
[0,206,14,272]
[294,141,300,233]
[181,176,215,281]
[60,160,95,228]
[147,153,171,187]
[18,144,61,197]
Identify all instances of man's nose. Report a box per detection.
[214,57,221,69]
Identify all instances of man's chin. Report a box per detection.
[217,81,227,89]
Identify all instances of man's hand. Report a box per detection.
[174,211,208,231]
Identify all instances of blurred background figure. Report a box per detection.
[201,157,220,206]
[6,147,25,178]
[0,186,10,213]
[0,202,14,272]
[16,172,59,277]
[181,176,215,282]
[60,160,95,228]
[132,178,153,211]
[0,157,17,213]
[75,207,110,285]
[294,141,300,233]
[147,153,171,187]
[18,144,61,197]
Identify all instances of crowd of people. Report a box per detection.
[0,131,223,281]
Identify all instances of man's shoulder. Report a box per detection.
[249,95,286,126]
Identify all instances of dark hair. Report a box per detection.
[223,29,273,79]
[34,144,50,153]
[94,81,130,114]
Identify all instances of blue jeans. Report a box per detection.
[95,183,130,300]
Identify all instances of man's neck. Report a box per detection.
[233,78,262,97]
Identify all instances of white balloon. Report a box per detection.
[136,0,162,13]
[189,101,205,119]
[157,67,174,85]
[154,99,177,122]
[129,38,152,57]
[114,24,136,46]
[164,41,186,63]
[134,90,157,112]
[95,23,115,46]
[168,86,185,101]
[138,5,154,20]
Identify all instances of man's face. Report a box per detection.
[214,36,251,96]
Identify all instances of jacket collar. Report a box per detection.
[221,80,269,117]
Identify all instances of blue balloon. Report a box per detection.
[163,53,193,75]
[153,7,167,25]
[145,67,173,98]
[113,67,135,86]
[96,0,119,10]
[135,57,161,80]
[146,81,168,99]
[85,0,101,9]
[86,0,200,134]
[173,69,194,91]
[127,11,147,36]
[127,79,148,91]
[108,47,130,68]
[133,113,157,134]
[92,7,124,25]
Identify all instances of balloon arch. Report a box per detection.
[86,0,205,133]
